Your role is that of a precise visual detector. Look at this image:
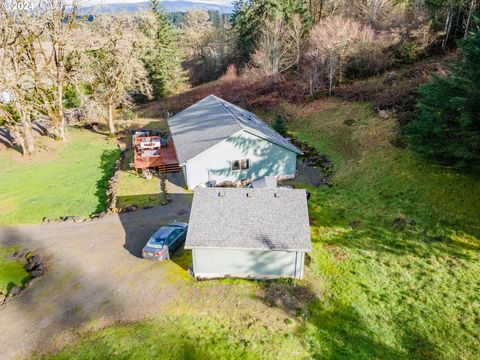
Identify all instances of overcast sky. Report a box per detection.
[82,0,233,5]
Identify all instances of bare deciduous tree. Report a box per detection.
[35,0,82,140]
[181,10,214,59]
[82,16,151,135]
[288,14,308,72]
[357,0,392,29]
[307,16,375,95]
[252,17,296,77]
[0,7,39,155]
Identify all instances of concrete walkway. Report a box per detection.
[0,195,192,359]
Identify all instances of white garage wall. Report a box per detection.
[184,130,297,189]
[192,248,305,279]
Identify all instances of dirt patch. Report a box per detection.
[256,281,317,317]
[322,244,348,261]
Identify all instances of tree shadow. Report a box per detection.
[119,196,191,258]
[305,302,406,360]
[193,134,296,189]
[92,149,120,215]
[0,226,128,359]
[169,244,192,272]
[254,278,408,359]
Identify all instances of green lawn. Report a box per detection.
[41,98,480,359]
[42,316,296,360]
[116,148,166,209]
[0,246,30,294]
[0,128,118,225]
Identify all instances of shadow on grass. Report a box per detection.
[255,280,407,359]
[117,193,165,209]
[169,245,192,272]
[305,302,406,360]
[92,149,120,215]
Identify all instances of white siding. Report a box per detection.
[192,248,305,279]
[184,130,297,189]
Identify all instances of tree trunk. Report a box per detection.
[464,0,476,37]
[21,119,35,156]
[328,68,333,96]
[57,70,66,140]
[442,7,453,51]
[11,126,27,156]
[108,100,115,135]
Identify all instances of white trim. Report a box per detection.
[184,246,311,252]
[192,272,303,280]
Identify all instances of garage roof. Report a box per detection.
[185,188,311,252]
[167,95,301,164]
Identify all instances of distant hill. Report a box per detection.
[80,1,233,14]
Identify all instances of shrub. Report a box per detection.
[272,115,288,136]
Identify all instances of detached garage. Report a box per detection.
[185,188,311,280]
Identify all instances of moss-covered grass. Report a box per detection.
[0,247,30,294]
[42,316,304,360]
[40,98,480,359]
[116,169,166,209]
[0,128,118,225]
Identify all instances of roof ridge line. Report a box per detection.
[212,95,246,130]
[213,96,301,154]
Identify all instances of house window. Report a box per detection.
[232,160,241,171]
[231,159,250,171]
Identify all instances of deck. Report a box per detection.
[133,136,181,174]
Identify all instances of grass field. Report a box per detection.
[278,99,480,359]
[0,246,30,294]
[0,128,118,225]
[36,98,480,359]
[43,316,301,360]
[116,147,166,209]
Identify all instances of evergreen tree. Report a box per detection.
[406,29,480,166]
[144,0,186,99]
[272,114,288,136]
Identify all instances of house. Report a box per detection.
[167,95,302,190]
[184,188,311,280]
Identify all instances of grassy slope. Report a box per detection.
[277,99,480,359]
[0,246,30,294]
[43,98,480,359]
[0,128,118,225]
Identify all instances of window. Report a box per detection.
[231,159,250,171]
[231,160,241,171]
[167,229,182,245]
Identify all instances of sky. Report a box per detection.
[83,0,233,5]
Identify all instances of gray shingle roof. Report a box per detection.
[185,188,312,252]
[167,95,301,164]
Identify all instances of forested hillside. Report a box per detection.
[1,0,479,164]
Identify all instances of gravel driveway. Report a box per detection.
[0,195,192,360]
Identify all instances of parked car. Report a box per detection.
[142,221,188,261]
